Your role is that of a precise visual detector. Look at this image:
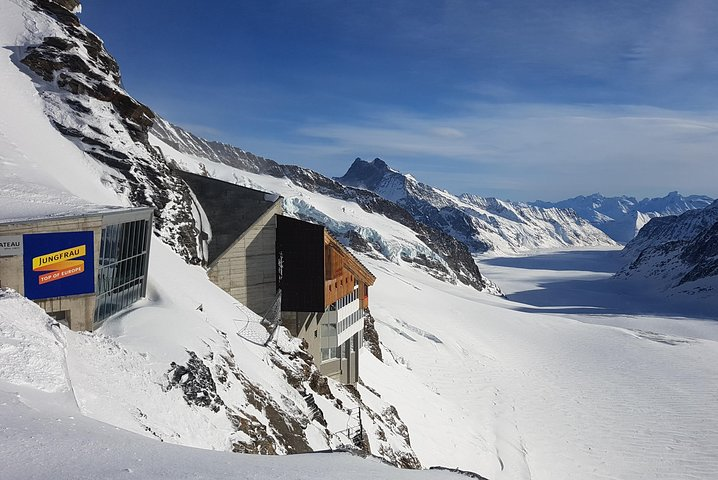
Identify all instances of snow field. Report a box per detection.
[0,388,460,480]
[360,251,718,480]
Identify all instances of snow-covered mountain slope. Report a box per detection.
[615,200,718,298]
[533,192,714,243]
[621,199,718,260]
[6,0,198,260]
[151,120,498,293]
[0,296,462,480]
[0,0,432,469]
[335,158,615,254]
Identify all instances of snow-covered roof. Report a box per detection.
[0,195,152,226]
[0,175,149,225]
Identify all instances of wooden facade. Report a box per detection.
[323,231,374,309]
[276,216,375,312]
[276,215,375,385]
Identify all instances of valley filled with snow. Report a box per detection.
[361,247,718,480]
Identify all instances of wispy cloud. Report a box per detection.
[285,103,718,201]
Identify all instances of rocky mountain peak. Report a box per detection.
[370,157,390,169]
[336,158,414,205]
[337,157,397,192]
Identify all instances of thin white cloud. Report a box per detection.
[287,103,718,201]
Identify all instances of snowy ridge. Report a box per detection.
[336,158,615,254]
[616,200,718,298]
[621,199,718,260]
[150,125,495,292]
[534,192,714,243]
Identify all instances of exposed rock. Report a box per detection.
[238,371,312,454]
[363,312,383,361]
[166,351,224,413]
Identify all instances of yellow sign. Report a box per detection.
[32,245,86,271]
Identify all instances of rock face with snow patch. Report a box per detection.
[16,0,198,261]
[616,200,718,297]
[533,192,714,243]
[336,158,615,254]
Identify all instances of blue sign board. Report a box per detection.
[23,231,95,300]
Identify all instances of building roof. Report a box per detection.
[0,201,152,226]
[176,170,282,265]
[324,229,376,286]
[0,178,153,226]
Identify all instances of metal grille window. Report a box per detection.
[94,218,151,324]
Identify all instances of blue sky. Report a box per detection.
[81,0,718,201]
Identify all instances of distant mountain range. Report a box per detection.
[616,200,718,298]
[336,158,615,254]
[533,192,714,243]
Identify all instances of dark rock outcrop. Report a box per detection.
[363,312,383,361]
[167,351,224,412]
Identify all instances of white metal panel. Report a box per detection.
[337,315,364,345]
[337,298,360,322]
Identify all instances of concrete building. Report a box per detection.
[177,171,283,315]
[180,172,376,384]
[0,206,153,331]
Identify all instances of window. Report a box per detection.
[321,346,339,361]
[94,218,151,324]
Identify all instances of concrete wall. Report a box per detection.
[0,216,102,331]
[208,203,282,316]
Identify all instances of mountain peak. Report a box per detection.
[335,157,400,191]
[370,157,389,169]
